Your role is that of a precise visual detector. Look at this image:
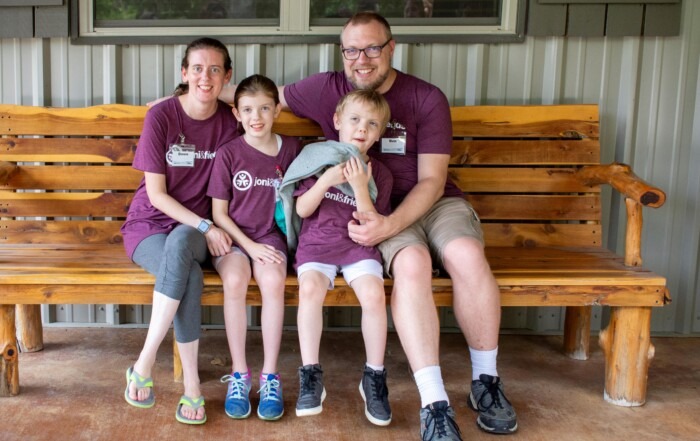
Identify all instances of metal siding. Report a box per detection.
[2,1,699,334]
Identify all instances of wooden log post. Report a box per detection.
[173,332,183,383]
[599,306,654,406]
[598,197,654,406]
[15,305,44,353]
[1,305,20,396]
[562,306,591,360]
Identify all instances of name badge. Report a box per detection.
[166,144,196,167]
[381,137,406,155]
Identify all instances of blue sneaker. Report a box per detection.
[220,371,252,419]
[257,373,284,421]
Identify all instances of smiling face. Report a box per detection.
[340,20,396,93]
[334,99,385,154]
[233,92,281,141]
[181,48,232,105]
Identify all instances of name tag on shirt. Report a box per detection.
[381,137,406,155]
[166,144,196,167]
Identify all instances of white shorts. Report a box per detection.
[296,259,384,289]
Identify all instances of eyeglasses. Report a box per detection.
[340,39,392,60]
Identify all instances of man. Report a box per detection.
[278,12,518,440]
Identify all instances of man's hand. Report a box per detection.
[347,211,396,247]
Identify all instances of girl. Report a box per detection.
[207,74,301,421]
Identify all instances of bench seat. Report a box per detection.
[0,245,667,307]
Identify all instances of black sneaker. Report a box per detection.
[295,364,326,417]
[359,366,392,426]
[420,400,463,441]
[468,374,518,434]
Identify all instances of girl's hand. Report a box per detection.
[344,156,371,191]
[245,242,285,265]
[205,226,232,257]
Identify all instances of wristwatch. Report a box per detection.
[197,219,213,234]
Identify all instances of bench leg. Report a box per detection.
[599,306,654,406]
[173,331,183,383]
[563,306,591,360]
[16,305,44,353]
[1,304,20,396]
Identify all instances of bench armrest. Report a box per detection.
[575,163,666,208]
[577,162,665,267]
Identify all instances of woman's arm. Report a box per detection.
[145,172,231,255]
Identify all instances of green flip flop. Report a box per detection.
[176,395,207,425]
[124,366,155,409]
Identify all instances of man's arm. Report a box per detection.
[348,153,448,246]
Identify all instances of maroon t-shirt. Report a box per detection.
[293,157,393,268]
[284,70,463,208]
[207,135,301,254]
[121,97,238,259]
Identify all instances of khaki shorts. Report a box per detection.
[378,197,483,277]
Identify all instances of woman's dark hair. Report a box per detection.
[174,37,232,96]
[233,74,280,108]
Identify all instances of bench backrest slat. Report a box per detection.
[1,103,602,249]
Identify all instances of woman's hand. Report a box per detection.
[204,226,232,257]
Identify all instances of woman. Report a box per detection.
[120,37,237,425]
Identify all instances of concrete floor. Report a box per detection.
[2,328,699,441]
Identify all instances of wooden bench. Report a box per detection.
[0,103,669,407]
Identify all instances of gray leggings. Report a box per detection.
[132,224,208,343]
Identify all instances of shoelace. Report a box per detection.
[299,369,320,396]
[367,371,387,401]
[220,374,249,400]
[258,378,281,402]
[422,405,462,440]
[476,378,511,412]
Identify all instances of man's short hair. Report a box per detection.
[341,11,393,44]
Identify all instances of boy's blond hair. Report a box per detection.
[335,89,391,136]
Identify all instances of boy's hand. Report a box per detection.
[319,163,347,188]
[344,156,371,191]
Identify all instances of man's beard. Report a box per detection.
[347,68,390,91]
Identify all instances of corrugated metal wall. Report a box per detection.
[2,2,699,335]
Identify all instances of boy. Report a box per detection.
[282,89,393,426]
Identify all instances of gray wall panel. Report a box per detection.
[2,0,699,335]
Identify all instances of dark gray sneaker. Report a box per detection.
[359,366,392,426]
[468,374,518,434]
[420,401,463,441]
[295,364,326,417]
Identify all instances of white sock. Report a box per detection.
[366,362,384,372]
[470,347,498,381]
[414,366,449,408]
